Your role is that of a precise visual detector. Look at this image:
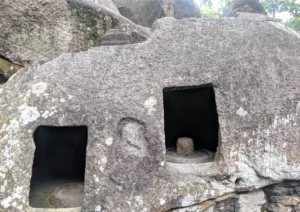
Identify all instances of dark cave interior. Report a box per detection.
[29,126,88,207]
[163,83,219,152]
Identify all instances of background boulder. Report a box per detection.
[0,0,150,66]
[112,0,200,27]
[225,0,267,17]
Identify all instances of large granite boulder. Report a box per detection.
[112,0,200,27]
[166,0,201,19]
[0,0,150,66]
[112,0,164,27]
[1,16,300,211]
[225,0,267,17]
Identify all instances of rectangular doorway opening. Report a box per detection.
[29,126,88,208]
[163,84,219,163]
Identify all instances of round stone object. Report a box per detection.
[166,148,215,164]
[49,183,84,208]
[177,137,194,156]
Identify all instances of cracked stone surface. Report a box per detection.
[236,190,266,212]
[0,16,300,211]
[0,0,150,65]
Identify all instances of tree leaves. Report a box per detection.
[261,0,300,17]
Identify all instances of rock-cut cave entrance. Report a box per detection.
[163,83,219,163]
[29,126,88,208]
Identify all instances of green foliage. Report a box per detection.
[200,1,219,18]
[199,0,299,31]
[201,0,299,17]
[201,0,213,7]
[200,0,230,18]
[260,0,300,17]
[285,17,300,30]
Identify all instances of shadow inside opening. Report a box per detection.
[163,83,219,163]
[29,126,88,208]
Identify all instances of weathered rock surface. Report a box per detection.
[168,194,236,212]
[92,0,120,13]
[236,12,275,22]
[271,196,300,206]
[112,0,200,27]
[1,16,300,211]
[171,182,300,212]
[0,0,150,65]
[236,190,266,212]
[263,181,300,212]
